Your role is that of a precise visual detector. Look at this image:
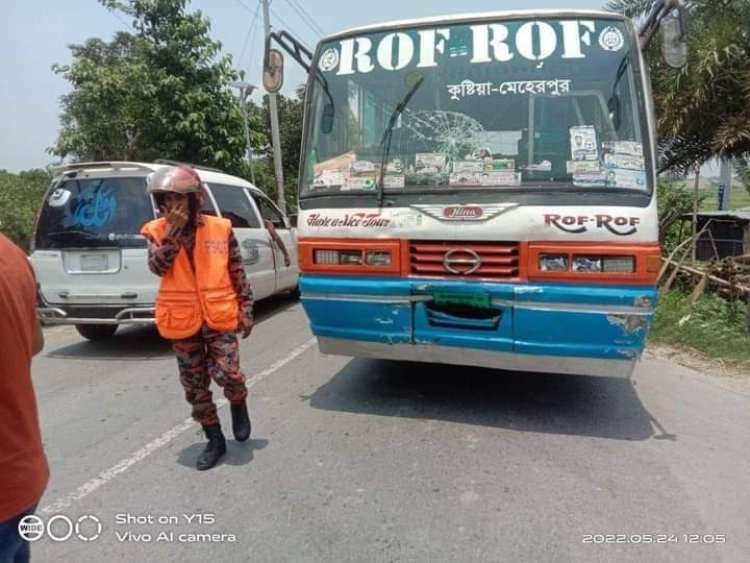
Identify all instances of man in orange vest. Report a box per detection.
[141,166,253,470]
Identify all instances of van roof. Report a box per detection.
[50,161,261,192]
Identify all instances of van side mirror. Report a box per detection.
[263,49,284,93]
[288,214,298,228]
[661,11,688,69]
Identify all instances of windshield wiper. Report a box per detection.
[42,229,103,247]
[377,75,425,207]
[45,229,100,239]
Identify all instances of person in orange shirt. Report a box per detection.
[0,233,48,563]
[140,166,253,470]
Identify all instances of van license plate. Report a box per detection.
[80,254,108,271]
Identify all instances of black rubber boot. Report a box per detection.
[230,400,251,442]
[196,424,226,470]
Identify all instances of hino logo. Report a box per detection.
[413,203,518,222]
[443,206,483,219]
[443,249,482,275]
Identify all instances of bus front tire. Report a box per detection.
[75,323,118,341]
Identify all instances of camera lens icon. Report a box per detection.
[17,515,45,542]
[17,514,102,542]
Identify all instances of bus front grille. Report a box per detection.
[409,241,520,280]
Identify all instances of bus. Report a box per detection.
[264,4,687,377]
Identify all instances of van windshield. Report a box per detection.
[35,176,153,249]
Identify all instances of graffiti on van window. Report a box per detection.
[69,187,118,228]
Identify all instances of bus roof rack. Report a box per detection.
[154,159,225,173]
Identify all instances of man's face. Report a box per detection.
[164,192,189,211]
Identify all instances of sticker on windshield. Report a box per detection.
[468,147,494,160]
[386,159,404,174]
[48,188,71,208]
[414,153,447,174]
[319,48,340,72]
[606,169,646,189]
[604,153,645,171]
[598,27,625,52]
[450,171,482,186]
[602,141,643,158]
[312,170,345,190]
[567,161,602,174]
[453,156,513,170]
[573,172,608,187]
[521,160,552,172]
[570,126,598,161]
[350,160,376,174]
[454,161,484,173]
[483,159,515,171]
[344,175,376,191]
[70,187,118,228]
[483,171,521,186]
[450,170,520,187]
[383,175,405,189]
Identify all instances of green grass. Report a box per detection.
[697,180,750,211]
[650,291,750,369]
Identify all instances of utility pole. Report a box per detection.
[692,165,700,265]
[231,81,257,186]
[262,0,287,214]
[718,158,732,212]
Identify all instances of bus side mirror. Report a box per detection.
[661,11,688,69]
[288,214,298,228]
[264,49,284,93]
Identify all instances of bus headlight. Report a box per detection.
[301,239,401,275]
[313,249,363,265]
[365,250,392,267]
[572,256,635,273]
[539,254,569,272]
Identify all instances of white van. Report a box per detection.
[30,161,299,340]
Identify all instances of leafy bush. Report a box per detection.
[650,290,750,366]
[0,169,51,251]
[657,178,703,254]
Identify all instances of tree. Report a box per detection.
[735,157,750,197]
[256,85,306,208]
[0,169,52,251]
[52,0,263,176]
[607,0,750,173]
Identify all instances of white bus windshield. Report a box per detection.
[301,17,650,197]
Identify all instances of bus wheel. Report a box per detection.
[75,324,118,341]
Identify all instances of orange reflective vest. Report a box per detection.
[140,216,239,339]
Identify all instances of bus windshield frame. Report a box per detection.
[299,15,653,201]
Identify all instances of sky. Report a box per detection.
[0,0,616,172]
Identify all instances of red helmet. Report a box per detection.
[147,165,203,195]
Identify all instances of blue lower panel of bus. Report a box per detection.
[299,276,656,362]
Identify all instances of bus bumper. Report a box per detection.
[300,276,656,378]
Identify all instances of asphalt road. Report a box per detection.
[25,296,750,562]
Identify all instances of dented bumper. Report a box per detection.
[300,275,656,377]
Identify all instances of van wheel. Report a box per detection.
[75,324,118,341]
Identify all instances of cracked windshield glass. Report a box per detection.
[302,18,649,196]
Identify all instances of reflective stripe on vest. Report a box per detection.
[141,216,239,339]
